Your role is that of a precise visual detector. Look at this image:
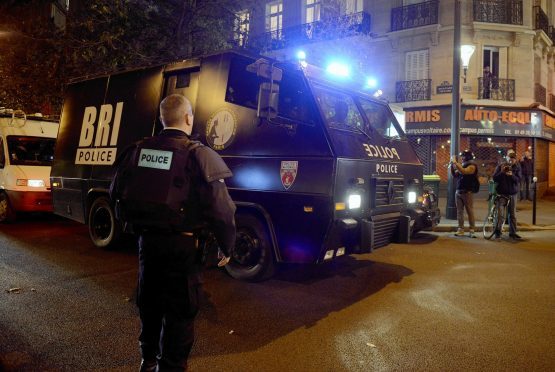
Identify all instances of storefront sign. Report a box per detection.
[404,105,548,139]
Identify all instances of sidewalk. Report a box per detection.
[433,194,555,232]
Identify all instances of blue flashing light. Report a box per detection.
[366,77,378,89]
[326,62,350,78]
[296,50,307,60]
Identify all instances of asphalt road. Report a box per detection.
[1,215,554,371]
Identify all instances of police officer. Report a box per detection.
[450,150,478,238]
[111,94,236,371]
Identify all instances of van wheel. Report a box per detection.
[88,196,120,249]
[225,214,275,282]
[0,192,16,223]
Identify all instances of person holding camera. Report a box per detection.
[450,150,478,238]
[492,149,522,240]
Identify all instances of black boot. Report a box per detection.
[140,359,157,372]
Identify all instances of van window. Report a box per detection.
[7,136,55,166]
[312,86,365,132]
[358,98,405,140]
[226,56,315,124]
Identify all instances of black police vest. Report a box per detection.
[115,135,201,231]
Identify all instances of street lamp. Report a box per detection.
[461,45,475,83]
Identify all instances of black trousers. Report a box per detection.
[138,232,201,371]
[520,175,531,200]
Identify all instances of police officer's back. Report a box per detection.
[110,94,236,371]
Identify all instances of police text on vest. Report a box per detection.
[138,149,173,170]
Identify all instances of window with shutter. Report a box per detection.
[405,50,429,81]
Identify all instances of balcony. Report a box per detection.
[534,6,550,36]
[535,83,547,107]
[247,12,371,52]
[549,94,555,112]
[473,0,522,25]
[391,0,439,32]
[395,79,431,102]
[478,77,515,101]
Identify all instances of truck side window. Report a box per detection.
[276,71,315,125]
[313,87,364,131]
[226,56,261,109]
[0,137,5,168]
[358,99,405,140]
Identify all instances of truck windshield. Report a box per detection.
[358,97,405,140]
[312,85,367,132]
[312,84,405,140]
[7,136,55,166]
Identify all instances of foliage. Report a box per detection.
[0,0,254,115]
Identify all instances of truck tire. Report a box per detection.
[225,214,275,282]
[88,196,120,249]
[0,192,16,223]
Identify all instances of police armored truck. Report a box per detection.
[51,50,440,281]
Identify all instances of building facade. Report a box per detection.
[236,0,555,196]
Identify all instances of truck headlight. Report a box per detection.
[348,194,361,209]
[407,191,417,204]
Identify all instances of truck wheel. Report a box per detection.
[225,214,275,282]
[0,192,16,223]
[88,196,120,249]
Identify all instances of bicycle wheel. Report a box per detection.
[482,204,497,239]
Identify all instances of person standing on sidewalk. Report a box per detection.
[492,149,522,240]
[450,150,478,238]
[519,151,533,201]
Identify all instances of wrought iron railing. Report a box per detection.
[395,79,431,102]
[478,77,515,101]
[535,83,547,107]
[473,0,522,25]
[391,0,439,31]
[534,6,549,36]
[549,94,555,112]
[246,12,371,52]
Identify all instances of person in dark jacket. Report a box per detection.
[450,150,478,238]
[519,151,533,201]
[111,94,236,371]
[492,149,522,240]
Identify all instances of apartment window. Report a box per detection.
[303,0,321,23]
[266,1,283,38]
[483,46,499,77]
[234,10,250,46]
[346,0,363,14]
[404,0,424,4]
[405,49,429,81]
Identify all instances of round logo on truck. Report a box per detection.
[206,108,237,150]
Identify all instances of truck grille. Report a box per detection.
[372,177,404,207]
[372,213,400,248]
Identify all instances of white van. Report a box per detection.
[0,109,59,222]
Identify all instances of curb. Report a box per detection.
[433,224,555,232]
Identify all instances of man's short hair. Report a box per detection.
[160,94,192,127]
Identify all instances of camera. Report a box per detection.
[503,164,511,173]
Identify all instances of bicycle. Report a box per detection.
[483,193,511,239]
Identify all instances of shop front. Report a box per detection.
[404,105,555,197]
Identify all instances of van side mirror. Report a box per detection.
[257,82,279,120]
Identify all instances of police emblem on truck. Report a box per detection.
[75,102,124,165]
[280,161,298,190]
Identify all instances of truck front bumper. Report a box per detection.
[5,190,53,212]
